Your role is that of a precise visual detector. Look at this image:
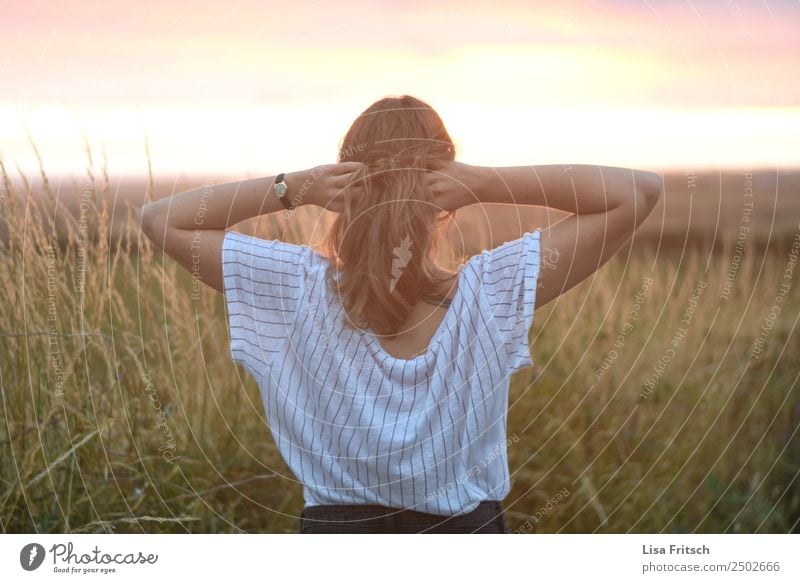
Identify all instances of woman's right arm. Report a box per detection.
[491,164,662,308]
[427,162,663,308]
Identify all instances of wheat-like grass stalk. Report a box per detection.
[1,132,798,533]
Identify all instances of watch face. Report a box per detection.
[275,182,288,196]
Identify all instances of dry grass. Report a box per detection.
[1,140,798,533]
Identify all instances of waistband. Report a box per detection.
[301,499,505,521]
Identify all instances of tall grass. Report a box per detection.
[507,246,800,533]
[1,144,798,533]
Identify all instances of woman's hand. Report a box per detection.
[286,160,484,214]
[423,160,484,212]
[287,161,365,212]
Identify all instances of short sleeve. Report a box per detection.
[221,230,314,382]
[475,229,542,373]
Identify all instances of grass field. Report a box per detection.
[1,156,799,533]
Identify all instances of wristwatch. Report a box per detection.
[273,173,293,210]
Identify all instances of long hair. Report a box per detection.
[322,95,457,338]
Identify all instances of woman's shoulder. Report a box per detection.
[306,249,341,294]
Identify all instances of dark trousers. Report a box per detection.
[299,500,512,533]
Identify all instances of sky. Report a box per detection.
[0,0,798,178]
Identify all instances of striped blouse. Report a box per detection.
[221,228,542,516]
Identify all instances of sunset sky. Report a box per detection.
[1,0,798,178]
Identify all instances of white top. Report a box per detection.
[222,227,542,516]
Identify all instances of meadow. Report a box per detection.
[1,153,799,533]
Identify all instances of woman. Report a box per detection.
[139,94,663,533]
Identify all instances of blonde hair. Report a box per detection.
[322,95,457,338]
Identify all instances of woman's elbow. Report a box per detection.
[636,171,664,208]
[138,204,166,244]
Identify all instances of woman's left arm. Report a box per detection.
[138,162,364,293]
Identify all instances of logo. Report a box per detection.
[389,235,413,293]
[20,543,46,571]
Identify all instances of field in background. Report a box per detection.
[1,159,799,533]
[4,167,800,255]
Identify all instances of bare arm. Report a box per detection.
[425,161,664,307]
[476,164,661,213]
[138,163,364,293]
